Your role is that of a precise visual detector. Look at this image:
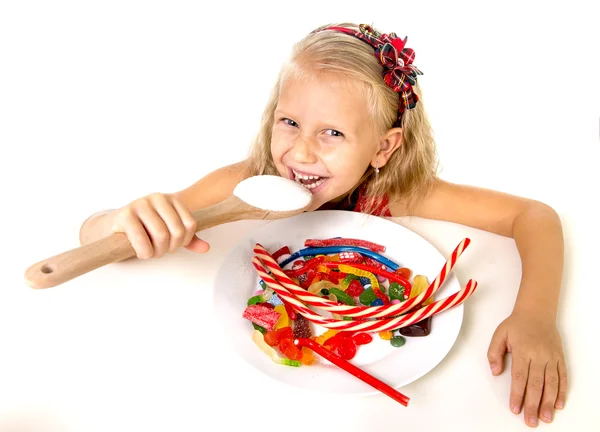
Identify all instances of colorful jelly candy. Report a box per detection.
[243,304,281,332]
[328,288,356,306]
[292,314,312,339]
[352,333,373,345]
[274,305,289,330]
[269,293,284,307]
[378,330,393,340]
[263,326,293,347]
[279,338,303,361]
[388,282,406,301]
[345,279,364,297]
[359,287,377,305]
[252,330,300,367]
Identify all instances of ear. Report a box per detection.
[371,127,403,169]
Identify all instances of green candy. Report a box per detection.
[328,288,356,306]
[252,323,266,334]
[342,274,360,286]
[390,336,406,347]
[247,295,263,306]
[343,316,353,321]
[359,288,377,305]
[389,282,405,301]
[320,289,330,296]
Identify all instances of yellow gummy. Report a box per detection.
[308,280,338,294]
[252,330,281,363]
[316,265,330,273]
[338,264,379,290]
[315,329,339,345]
[274,305,289,330]
[411,275,433,306]
[379,330,393,340]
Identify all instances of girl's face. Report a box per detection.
[270,73,380,211]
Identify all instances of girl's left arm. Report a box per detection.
[390,178,567,427]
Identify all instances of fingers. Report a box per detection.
[152,194,187,253]
[522,361,545,427]
[172,197,198,248]
[539,360,559,423]
[487,327,507,375]
[185,235,211,254]
[118,209,154,260]
[556,359,567,410]
[136,199,170,258]
[509,355,530,416]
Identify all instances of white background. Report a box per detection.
[1,0,599,431]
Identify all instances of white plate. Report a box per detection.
[213,210,464,395]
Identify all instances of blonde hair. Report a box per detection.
[245,23,439,214]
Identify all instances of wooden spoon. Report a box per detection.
[24,175,312,289]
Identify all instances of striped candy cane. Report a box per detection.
[252,256,478,332]
[253,238,470,319]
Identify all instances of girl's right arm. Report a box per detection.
[78,160,250,260]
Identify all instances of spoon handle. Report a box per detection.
[24,196,256,289]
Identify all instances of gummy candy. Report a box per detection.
[243,304,281,331]
[293,314,312,339]
[304,238,386,253]
[345,279,364,297]
[279,338,303,361]
[328,288,356,306]
[263,326,293,347]
[352,333,373,345]
[370,298,384,306]
[359,288,377,305]
[252,330,300,367]
[268,293,284,307]
[274,305,289,330]
[388,282,406,301]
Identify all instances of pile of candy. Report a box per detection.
[243,237,445,367]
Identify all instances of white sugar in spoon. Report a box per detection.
[25,175,312,289]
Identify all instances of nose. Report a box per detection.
[289,134,318,164]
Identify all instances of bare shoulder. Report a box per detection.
[389,178,554,237]
[175,159,251,212]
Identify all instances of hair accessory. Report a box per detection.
[314,23,423,126]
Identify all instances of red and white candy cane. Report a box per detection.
[252,256,478,332]
[253,238,470,319]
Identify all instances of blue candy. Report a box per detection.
[359,277,371,286]
[370,298,384,306]
[268,294,284,307]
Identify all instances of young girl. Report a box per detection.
[78,23,567,427]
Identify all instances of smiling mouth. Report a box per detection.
[290,169,328,190]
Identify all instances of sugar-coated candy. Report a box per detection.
[378,330,393,340]
[389,282,406,301]
[243,304,281,332]
[390,336,406,347]
[268,293,284,307]
[359,276,371,286]
[293,314,312,339]
[315,329,338,346]
[345,280,364,297]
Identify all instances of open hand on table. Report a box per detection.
[487,311,567,428]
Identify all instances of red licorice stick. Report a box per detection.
[284,256,326,277]
[294,338,409,407]
[304,238,386,253]
[272,246,291,261]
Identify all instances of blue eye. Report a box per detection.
[281,118,298,127]
[324,129,344,138]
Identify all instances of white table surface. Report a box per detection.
[2,1,599,430]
